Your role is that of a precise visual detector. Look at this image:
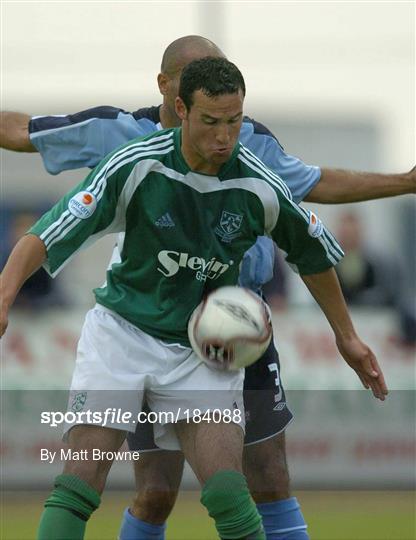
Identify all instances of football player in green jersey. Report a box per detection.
[0,57,387,540]
[1,35,413,540]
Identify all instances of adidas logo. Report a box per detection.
[155,213,175,228]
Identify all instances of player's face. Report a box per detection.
[176,89,244,175]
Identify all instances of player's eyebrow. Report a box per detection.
[201,112,242,122]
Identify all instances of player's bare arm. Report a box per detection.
[0,234,46,337]
[305,166,416,203]
[301,267,388,401]
[0,111,36,151]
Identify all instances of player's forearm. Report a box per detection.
[305,167,416,203]
[0,111,37,151]
[1,234,47,312]
[302,267,388,400]
[301,268,356,340]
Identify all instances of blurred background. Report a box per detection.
[1,1,415,539]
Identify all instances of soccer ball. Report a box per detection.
[188,286,272,371]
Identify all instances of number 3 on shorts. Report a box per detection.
[268,362,283,404]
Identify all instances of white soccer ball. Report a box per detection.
[188,286,272,371]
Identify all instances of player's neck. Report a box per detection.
[159,104,181,129]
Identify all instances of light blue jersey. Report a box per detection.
[29,105,321,292]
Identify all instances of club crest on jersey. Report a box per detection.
[68,191,97,219]
[215,211,243,243]
[71,392,87,412]
[307,211,324,238]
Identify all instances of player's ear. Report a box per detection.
[158,73,169,96]
[175,97,187,120]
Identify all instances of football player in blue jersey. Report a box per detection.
[1,35,414,540]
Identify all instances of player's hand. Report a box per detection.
[336,335,388,400]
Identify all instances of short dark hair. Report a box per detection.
[178,57,246,110]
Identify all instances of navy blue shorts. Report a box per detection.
[127,337,293,450]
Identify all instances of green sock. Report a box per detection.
[201,470,265,540]
[37,474,101,540]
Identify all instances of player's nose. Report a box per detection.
[215,124,231,145]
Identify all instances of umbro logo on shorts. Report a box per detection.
[155,213,175,228]
[273,402,286,411]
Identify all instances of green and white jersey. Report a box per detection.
[30,128,343,346]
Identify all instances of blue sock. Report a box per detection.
[118,508,166,540]
[257,497,310,539]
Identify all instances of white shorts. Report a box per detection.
[65,305,245,450]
